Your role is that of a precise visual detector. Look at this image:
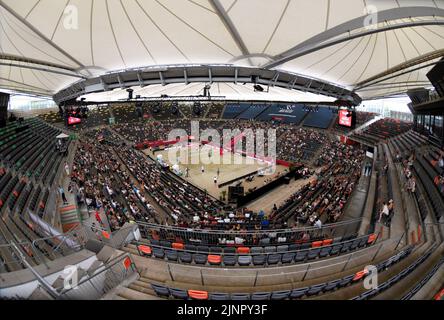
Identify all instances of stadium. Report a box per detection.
[0,0,443,306]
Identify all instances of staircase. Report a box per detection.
[59,204,81,233]
[113,276,164,300]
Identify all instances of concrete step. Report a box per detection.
[117,287,163,300]
[28,286,55,300]
[312,241,432,300]
[373,245,444,300]
[412,262,444,300]
[122,246,138,255]
[129,282,157,296]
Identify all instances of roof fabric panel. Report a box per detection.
[1,0,444,100]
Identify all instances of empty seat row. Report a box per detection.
[136,234,377,267]
[354,246,433,300]
[149,246,413,300]
[402,256,444,300]
[28,186,42,212]
[147,233,364,253]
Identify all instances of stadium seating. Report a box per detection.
[303,107,334,129]
[143,246,413,300]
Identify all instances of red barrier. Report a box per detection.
[276,159,292,167]
[135,136,193,150]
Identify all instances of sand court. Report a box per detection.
[145,143,288,201]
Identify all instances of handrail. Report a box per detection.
[57,252,137,300]
[8,241,60,299]
[136,217,363,235]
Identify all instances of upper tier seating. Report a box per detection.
[222,104,251,119]
[277,127,329,164]
[148,102,183,120]
[351,118,412,145]
[0,119,73,273]
[38,110,63,124]
[112,104,141,124]
[205,103,225,119]
[303,107,334,129]
[256,104,307,124]
[237,104,269,120]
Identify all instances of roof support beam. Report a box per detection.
[0,62,86,79]
[137,72,145,87]
[184,69,189,85]
[0,77,53,94]
[208,0,251,64]
[356,60,442,92]
[263,6,444,69]
[307,80,313,89]
[0,0,86,69]
[0,85,52,97]
[272,72,280,87]
[288,76,298,89]
[117,74,124,88]
[159,71,165,86]
[0,54,79,72]
[100,77,108,91]
[355,49,444,89]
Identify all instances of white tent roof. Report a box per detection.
[1,0,443,101]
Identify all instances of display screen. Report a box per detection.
[338,110,353,127]
[68,116,82,125]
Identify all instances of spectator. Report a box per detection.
[383,163,388,176]
[386,199,394,226]
[364,162,372,176]
[407,177,416,194]
[58,185,68,204]
[439,154,444,174]
[379,202,389,224]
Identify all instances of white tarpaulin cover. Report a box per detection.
[1,0,443,100]
[56,133,69,139]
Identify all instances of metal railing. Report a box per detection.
[57,252,138,300]
[81,222,138,249]
[0,225,86,274]
[0,221,138,275]
[136,218,363,247]
[134,232,381,257]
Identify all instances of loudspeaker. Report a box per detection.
[126,89,134,100]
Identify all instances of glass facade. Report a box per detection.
[8,95,56,111]
[357,97,413,122]
[414,113,444,145]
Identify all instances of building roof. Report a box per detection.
[1,0,443,101]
